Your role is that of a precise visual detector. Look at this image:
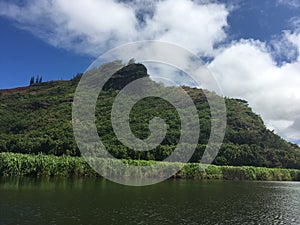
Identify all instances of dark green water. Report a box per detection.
[0,178,300,225]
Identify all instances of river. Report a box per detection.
[0,178,300,224]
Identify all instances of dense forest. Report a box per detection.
[0,63,299,169]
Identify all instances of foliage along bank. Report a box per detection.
[1,153,300,181]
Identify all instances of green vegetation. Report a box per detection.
[0,63,299,169]
[1,153,300,181]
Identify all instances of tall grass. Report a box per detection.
[0,153,97,178]
[1,153,300,181]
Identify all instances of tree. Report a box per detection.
[39,76,43,84]
[30,76,35,86]
[35,76,40,84]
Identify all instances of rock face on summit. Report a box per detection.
[103,63,149,91]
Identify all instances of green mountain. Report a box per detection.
[0,63,299,169]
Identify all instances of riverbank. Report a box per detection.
[1,152,300,181]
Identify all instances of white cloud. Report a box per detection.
[143,0,228,55]
[277,0,300,8]
[287,32,300,54]
[289,16,300,31]
[268,32,299,64]
[0,0,228,56]
[209,31,300,140]
[283,117,300,140]
[0,0,139,55]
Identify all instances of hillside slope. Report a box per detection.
[0,63,299,168]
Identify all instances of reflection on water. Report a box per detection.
[0,177,300,225]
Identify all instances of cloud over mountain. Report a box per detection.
[209,31,300,140]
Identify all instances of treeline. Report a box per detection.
[29,76,43,86]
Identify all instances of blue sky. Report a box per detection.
[0,17,93,89]
[0,0,300,142]
[227,0,298,42]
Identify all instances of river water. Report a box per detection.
[0,178,299,225]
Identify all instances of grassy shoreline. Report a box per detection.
[1,152,300,181]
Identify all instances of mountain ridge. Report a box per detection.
[0,63,299,169]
